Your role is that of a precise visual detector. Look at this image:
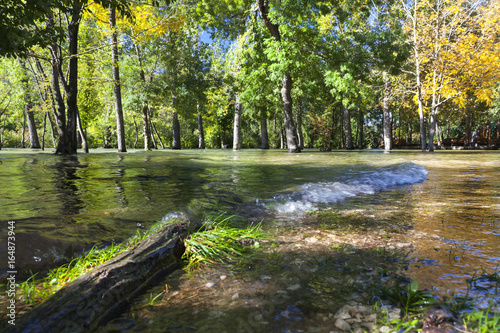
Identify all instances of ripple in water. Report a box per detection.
[271,163,429,213]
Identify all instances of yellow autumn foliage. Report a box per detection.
[86,2,185,42]
[411,0,500,108]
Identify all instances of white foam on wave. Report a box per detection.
[273,163,428,213]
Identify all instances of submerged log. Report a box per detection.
[12,223,190,333]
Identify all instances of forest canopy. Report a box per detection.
[0,0,498,153]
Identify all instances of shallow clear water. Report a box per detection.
[0,149,499,306]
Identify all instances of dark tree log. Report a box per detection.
[13,223,190,333]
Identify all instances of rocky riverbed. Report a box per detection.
[101,206,436,332]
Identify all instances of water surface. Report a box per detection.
[0,149,498,305]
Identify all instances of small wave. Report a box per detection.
[272,163,428,213]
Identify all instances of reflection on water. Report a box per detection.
[0,149,498,305]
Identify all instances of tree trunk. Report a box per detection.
[260,118,269,149]
[21,100,26,148]
[21,61,41,149]
[27,105,41,149]
[257,0,299,153]
[150,117,165,149]
[297,99,304,150]
[408,122,412,145]
[281,74,300,152]
[331,105,336,150]
[358,109,364,149]
[280,127,284,150]
[33,57,58,148]
[48,42,67,153]
[109,5,126,153]
[142,104,151,150]
[172,96,181,149]
[428,68,441,152]
[76,108,88,153]
[56,2,81,155]
[233,94,241,150]
[14,223,190,333]
[149,113,158,149]
[41,112,47,150]
[197,104,205,149]
[383,80,392,151]
[343,105,353,150]
[132,115,138,149]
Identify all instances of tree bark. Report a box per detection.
[257,0,299,153]
[383,80,392,151]
[233,94,241,150]
[358,109,364,149]
[76,107,88,153]
[27,105,41,149]
[149,113,158,149]
[260,118,269,149]
[428,68,441,152]
[172,96,181,149]
[142,104,151,150]
[150,116,165,149]
[281,74,300,152]
[21,61,41,149]
[41,112,47,150]
[132,115,138,149]
[14,223,190,333]
[48,42,67,152]
[297,99,304,150]
[21,97,26,148]
[109,5,126,153]
[197,104,205,149]
[343,105,353,150]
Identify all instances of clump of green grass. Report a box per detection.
[461,303,500,333]
[379,280,437,317]
[182,215,265,272]
[17,221,168,306]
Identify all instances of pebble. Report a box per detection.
[205,282,215,288]
[329,302,381,332]
[335,318,351,331]
[287,284,301,291]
